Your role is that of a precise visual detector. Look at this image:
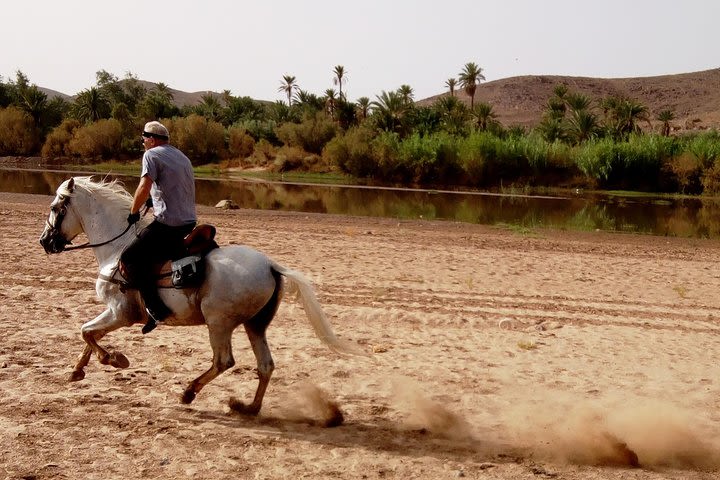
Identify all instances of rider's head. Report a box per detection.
[141,121,169,150]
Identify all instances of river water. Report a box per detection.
[3,167,720,238]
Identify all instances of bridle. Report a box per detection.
[45,195,134,251]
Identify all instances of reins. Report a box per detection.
[61,221,135,251]
[45,198,140,251]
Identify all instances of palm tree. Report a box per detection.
[197,93,223,122]
[445,78,457,97]
[74,87,110,123]
[536,116,565,143]
[657,109,675,136]
[564,92,592,112]
[545,97,566,120]
[278,75,298,105]
[221,89,233,106]
[397,84,414,104]
[154,82,174,101]
[567,109,599,144]
[458,62,485,109]
[138,92,177,121]
[471,102,497,131]
[603,97,650,140]
[371,90,407,133]
[553,84,569,100]
[18,85,48,126]
[435,95,469,135]
[356,96,371,120]
[332,65,347,99]
[324,89,338,118]
[294,90,325,113]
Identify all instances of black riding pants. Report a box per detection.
[120,220,196,315]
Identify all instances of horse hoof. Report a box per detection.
[68,370,85,382]
[109,352,130,369]
[181,390,196,404]
[228,397,260,416]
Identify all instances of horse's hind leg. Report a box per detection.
[181,326,235,404]
[228,324,275,416]
[229,271,280,416]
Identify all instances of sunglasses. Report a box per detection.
[142,131,168,139]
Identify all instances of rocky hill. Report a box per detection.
[418,68,720,131]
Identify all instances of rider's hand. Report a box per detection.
[144,197,153,210]
[127,212,141,225]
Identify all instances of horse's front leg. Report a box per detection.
[69,345,92,381]
[69,307,131,381]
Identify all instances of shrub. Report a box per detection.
[246,139,277,167]
[239,119,280,145]
[457,132,514,186]
[701,161,720,194]
[41,119,82,158]
[67,118,123,159]
[667,153,702,194]
[324,126,378,178]
[396,132,460,184]
[227,126,255,160]
[271,146,320,172]
[575,138,617,183]
[275,112,337,154]
[164,114,225,164]
[0,107,40,155]
[685,130,720,169]
[371,132,402,180]
[617,134,677,187]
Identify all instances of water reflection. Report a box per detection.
[3,168,720,238]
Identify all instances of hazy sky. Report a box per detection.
[4,0,718,102]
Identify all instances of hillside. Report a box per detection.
[38,69,720,132]
[418,68,720,131]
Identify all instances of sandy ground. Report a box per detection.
[2,190,720,480]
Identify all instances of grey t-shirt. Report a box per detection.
[141,144,197,227]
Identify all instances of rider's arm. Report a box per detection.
[130,175,153,214]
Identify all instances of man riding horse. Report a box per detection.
[121,121,197,334]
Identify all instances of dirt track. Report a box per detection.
[2,191,720,479]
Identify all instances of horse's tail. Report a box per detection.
[271,263,367,357]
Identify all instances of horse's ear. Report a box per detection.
[67,178,75,192]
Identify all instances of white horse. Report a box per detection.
[39,176,362,415]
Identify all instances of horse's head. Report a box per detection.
[40,177,84,254]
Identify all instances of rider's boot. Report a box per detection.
[141,289,172,334]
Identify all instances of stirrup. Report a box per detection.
[141,308,163,334]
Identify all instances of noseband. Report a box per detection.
[45,195,134,251]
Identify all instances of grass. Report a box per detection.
[517,341,538,350]
[70,160,356,185]
[495,222,538,236]
[226,169,355,185]
[672,285,688,299]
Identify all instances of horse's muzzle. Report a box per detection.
[39,229,68,254]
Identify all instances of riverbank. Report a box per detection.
[1,192,720,479]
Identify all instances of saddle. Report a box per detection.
[118,224,219,289]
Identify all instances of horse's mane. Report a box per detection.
[61,176,133,214]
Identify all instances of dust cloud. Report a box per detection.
[390,376,475,441]
[501,395,720,469]
[383,376,719,469]
[274,382,345,427]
